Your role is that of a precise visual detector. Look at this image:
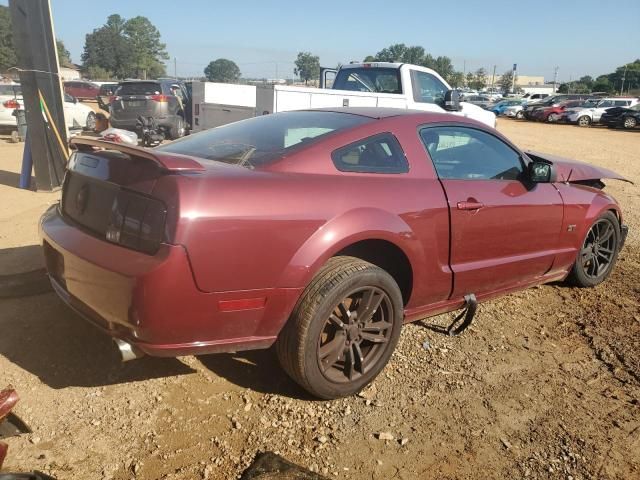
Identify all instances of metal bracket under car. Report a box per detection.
[446,293,478,336]
[420,293,478,337]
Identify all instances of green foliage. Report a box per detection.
[204,58,241,83]
[294,52,320,85]
[82,14,168,79]
[467,68,487,90]
[365,43,458,84]
[0,5,17,72]
[85,65,113,80]
[56,40,72,67]
[499,70,517,94]
[448,71,465,88]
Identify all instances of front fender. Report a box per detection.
[277,207,423,290]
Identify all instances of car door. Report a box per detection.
[419,125,564,297]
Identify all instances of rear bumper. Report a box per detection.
[110,115,179,132]
[39,205,302,357]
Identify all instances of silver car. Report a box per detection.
[109,80,190,139]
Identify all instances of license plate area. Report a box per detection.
[125,100,144,107]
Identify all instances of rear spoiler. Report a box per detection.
[70,136,205,172]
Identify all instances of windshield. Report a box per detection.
[333,67,402,94]
[156,111,372,169]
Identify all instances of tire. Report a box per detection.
[577,115,591,127]
[169,116,185,140]
[567,211,620,288]
[85,112,96,131]
[515,110,524,119]
[276,256,403,399]
[547,113,559,123]
[622,116,637,129]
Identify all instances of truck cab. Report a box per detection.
[322,62,496,127]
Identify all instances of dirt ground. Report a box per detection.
[0,119,639,480]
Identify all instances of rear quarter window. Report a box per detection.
[331,133,409,174]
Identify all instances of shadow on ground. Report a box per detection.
[0,169,34,190]
[199,349,312,400]
[0,292,195,389]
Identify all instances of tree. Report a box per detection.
[123,16,168,79]
[86,65,113,80]
[365,44,456,83]
[0,5,17,72]
[466,72,474,88]
[448,71,465,88]
[499,70,517,94]
[56,40,72,67]
[363,55,376,62]
[82,14,168,79]
[294,52,320,85]
[204,58,241,83]
[470,68,487,90]
[592,75,614,93]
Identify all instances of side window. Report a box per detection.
[332,133,409,174]
[411,70,448,106]
[613,100,629,106]
[420,126,523,181]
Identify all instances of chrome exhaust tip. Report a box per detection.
[114,338,144,362]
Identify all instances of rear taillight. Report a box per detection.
[105,191,167,254]
[150,94,169,102]
[3,99,19,109]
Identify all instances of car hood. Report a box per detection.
[525,150,631,183]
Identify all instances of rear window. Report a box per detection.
[157,111,372,169]
[117,82,163,96]
[0,85,21,96]
[333,67,402,94]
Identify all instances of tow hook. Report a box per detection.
[445,293,478,336]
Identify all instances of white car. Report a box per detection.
[0,84,96,132]
[0,83,22,128]
[565,97,639,127]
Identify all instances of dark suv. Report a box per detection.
[523,94,593,120]
[109,80,190,139]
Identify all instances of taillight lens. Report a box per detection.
[150,94,169,102]
[3,99,20,109]
[106,190,167,254]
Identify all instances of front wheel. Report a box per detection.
[276,256,403,399]
[169,116,185,140]
[547,113,559,123]
[577,115,591,127]
[515,110,524,119]
[567,211,620,288]
[623,116,637,129]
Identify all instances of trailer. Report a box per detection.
[190,82,256,132]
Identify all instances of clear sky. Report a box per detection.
[3,0,639,81]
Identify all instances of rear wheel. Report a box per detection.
[547,113,559,122]
[276,256,403,399]
[567,211,620,288]
[85,112,96,131]
[623,116,637,129]
[515,110,524,119]
[169,116,185,140]
[577,115,591,127]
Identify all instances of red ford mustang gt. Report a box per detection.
[40,108,629,399]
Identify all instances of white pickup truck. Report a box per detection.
[193,62,496,130]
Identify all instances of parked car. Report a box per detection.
[562,97,639,127]
[522,93,549,101]
[96,83,120,111]
[463,95,494,109]
[522,94,594,120]
[63,80,100,101]
[0,84,22,129]
[109,80,190,139]
[532,99,598,123]
[41,108,629,399]
[600,103,640,129]
[503,104,526,119]
[490,99,524,116]
[1,84,95,131]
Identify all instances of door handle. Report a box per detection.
[457,201,484,210]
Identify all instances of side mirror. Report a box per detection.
[528,160,554,183]
[444,89,462,112]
